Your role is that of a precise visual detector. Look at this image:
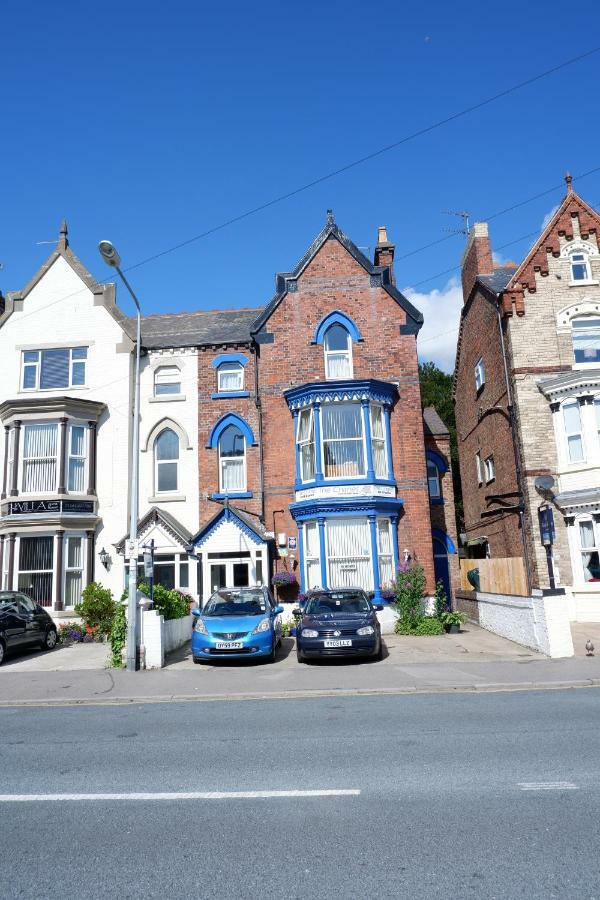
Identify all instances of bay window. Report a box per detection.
[327,518,372,590]
[370,405,388,478]
[563,401,584,463]
[579,519,600,582]
[67,425,86,493]
[322,403,365,479]
[297,409,316,482]
[64,536,84,607]
[17,536,54,606]
[22,347,87,391]
[304,522,321,590]
[22,423,58,493]
[218,424,246,492]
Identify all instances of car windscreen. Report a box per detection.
[203,588,268,617]
[304,591,371,615]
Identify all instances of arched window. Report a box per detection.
[324,324,353,379]
[218,361,244,392]
[572,316,600,365]
[219,424,246,492]
[155,428,179,493]
[570,249,591,283]
[154,366,181,397]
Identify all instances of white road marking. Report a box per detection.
[518,782,578,791]
[0,789,360,803]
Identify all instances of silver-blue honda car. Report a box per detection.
[191,586,284,664]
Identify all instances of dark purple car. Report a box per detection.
[296,588,383,663]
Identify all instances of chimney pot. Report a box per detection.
[374,225,395,285]
[461,221,494,302]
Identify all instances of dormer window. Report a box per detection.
[324,324,353,379]
[572,317,600,365]
[571,252,591,283]
[218,362,244,393]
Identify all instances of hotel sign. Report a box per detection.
[295,484,396,502]
[7,500,95,515]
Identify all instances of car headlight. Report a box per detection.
[301,628,319,638]
[194,618,208,635]
[252,618,271,635]
[357,625,375,636]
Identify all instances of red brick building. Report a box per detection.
[189,212,458,602]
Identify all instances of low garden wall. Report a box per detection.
[141,610,193,669]
[470,590,573,658]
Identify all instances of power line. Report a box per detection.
[123,46,600,274]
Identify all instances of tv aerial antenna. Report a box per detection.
[442,210,470,236]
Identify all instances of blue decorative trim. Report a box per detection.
[426,449,449,474]
[210,391,250,400]
[285,379,398,411]
[313,310,362,344]
[207,413,257,448]
[432,527,457,554]
[430,498,445,506]
[298,525,305,593]
[317,518,328,588]
[362,400,375,481]
[368,514,382,601]
[290,497,404,521]
[211,353,249,368]
[296,477,396,490]
[211,491,253,500]
[384,407,394,481]
[313,405,324,483]
[192,506,265,549]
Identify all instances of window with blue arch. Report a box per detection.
[426,449,448,503]
[211,353,250,398]
[208,413,256,498]
[313,311,361,381]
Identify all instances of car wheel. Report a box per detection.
[296,648,306,664]
[375,639,384,661]
[266,641,277,664]
[42,628,58,651]
[0,639,5,666]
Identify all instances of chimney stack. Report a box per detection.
[374,225,395,285]
[461,222,493,302]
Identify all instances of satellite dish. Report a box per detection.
[534,475,555,494]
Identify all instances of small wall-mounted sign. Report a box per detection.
[8,499,95,515]
[288,536,297,550]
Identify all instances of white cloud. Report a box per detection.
[541,204,559,232]
[403,277,463,374]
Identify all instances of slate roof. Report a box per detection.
[138,308,260,349]
[423,406,449,436]
[477,266,518,295]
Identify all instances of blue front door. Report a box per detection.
[433,538,451,601]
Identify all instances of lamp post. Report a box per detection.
[98,240,141,672]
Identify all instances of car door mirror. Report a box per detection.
[191,607,202,617]
[273,605,284,615]
[374,604,384,612]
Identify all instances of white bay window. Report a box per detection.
[322,404,365,479]
[370,405,388,478]
[304,522,321,590]
[22,423,58,493]
[17,535,54,606]
[377,519,394,586]
[563,401,584,463]
[578,519,600,582]
[297,409,316,482]
[65,536,84,607]
[67,425,86,493]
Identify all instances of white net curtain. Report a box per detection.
[321,404,365,479]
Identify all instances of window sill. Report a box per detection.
[569,280,599,287]
[211,391,250,399]
[18,386,89,394]
[148,493,186,503]
[149,394,186,403]
[211,491,253,500]
[485,478,496,485]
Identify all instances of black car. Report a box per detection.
[296,588,383,663]
[0,592,58,665]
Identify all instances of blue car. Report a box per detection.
[191,586,284,664]
[296,588,383,662]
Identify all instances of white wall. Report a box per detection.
[476,590,574,657]
[0,254,133,602]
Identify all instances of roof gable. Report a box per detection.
[251,212,424,335]
[0,222,135,340]
[191,504,270,548]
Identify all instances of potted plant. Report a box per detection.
[440,610,466,634]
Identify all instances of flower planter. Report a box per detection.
[444,623,461,634]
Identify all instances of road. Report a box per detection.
[1,689,599,899]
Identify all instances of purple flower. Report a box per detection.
[271,572,298,586]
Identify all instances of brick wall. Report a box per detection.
[426,431,459,595]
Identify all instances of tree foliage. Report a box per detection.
[419,360,463,524]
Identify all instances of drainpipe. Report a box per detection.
[253,343,266,523]
[495,302,533,595]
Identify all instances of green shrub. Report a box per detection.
[152,585,190,620]
[394,564,426,630]
[109,603,127,668]
[395,616,444,636]
[75,582,116,636]
[434,580,448,620]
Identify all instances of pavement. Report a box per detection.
[1,624,600,706]
[1,689,599,898]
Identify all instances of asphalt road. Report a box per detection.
[1,690,600,899]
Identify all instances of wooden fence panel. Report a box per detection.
[459,557,528,597]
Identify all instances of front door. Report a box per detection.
[206,557,253,599]
[433,538,451,602]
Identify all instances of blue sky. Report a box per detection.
[3,0,600,371]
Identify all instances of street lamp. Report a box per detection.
[98,240,142,672]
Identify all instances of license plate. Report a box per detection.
[215,641,243,650]
[323,639,352,648]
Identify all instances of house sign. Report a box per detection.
[8,500,95,515]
